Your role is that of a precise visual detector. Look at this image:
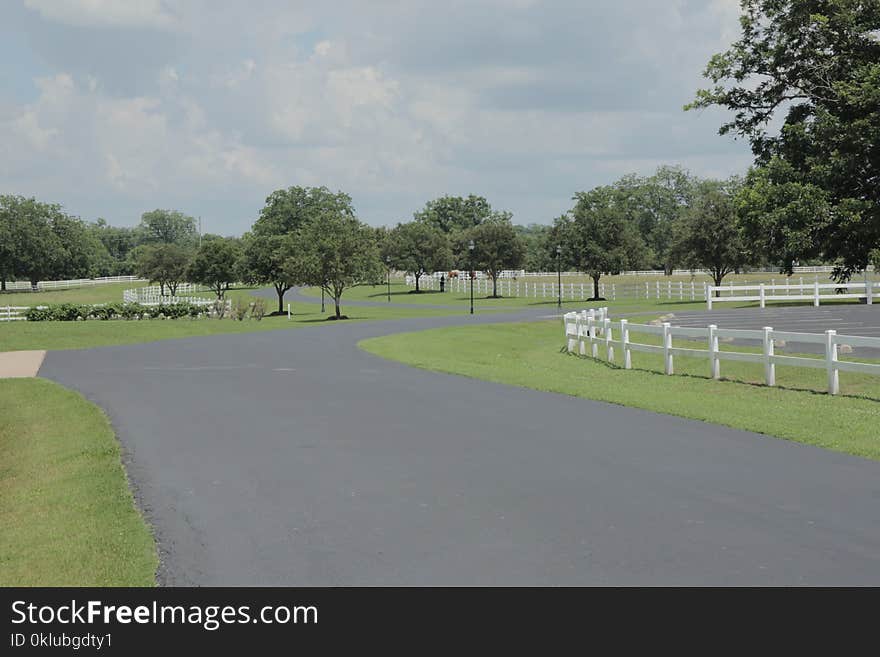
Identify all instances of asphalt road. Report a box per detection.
[39,294,880,585]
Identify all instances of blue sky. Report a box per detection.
[0,0,753,234]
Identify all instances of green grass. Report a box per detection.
[359,320,880,460]
[0,287,465,352]
[0,378,157,586]
[0,281,148,306]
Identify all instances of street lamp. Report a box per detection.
[556,244,562,310]
[468,239,475,315]
[385,255,392,303]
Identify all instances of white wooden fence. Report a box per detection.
[564,308,880,395]
[0,306,42,321]
[2,275,144,291]
[707,281,878,309]
[123,284,211,306]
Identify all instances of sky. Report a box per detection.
[0,0,754,235]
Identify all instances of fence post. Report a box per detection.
[763,326,775,386]
[662,322,673,375]
[612,283,616,300]
[604,317,614,363]
[645,282,649,299]
[589,310,598,358]
[867,279,874,305]
[759,283,766,308]
[578,312,587,355]
[814,281,820,306]
[620,319,631,369]
[287,303,291,320]
[709,324,720,379]
[825,330,839,395]
[567,314,577,353]
[707,287,713,310]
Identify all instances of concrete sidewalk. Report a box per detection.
[0,350,46,378]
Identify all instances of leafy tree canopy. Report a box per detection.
[455,218,526,297]
[136,243,191,296]
[414,195,506,234]
[687,0,880,279]
[291,212,383,318]
[255,186,355,236]
[187,237,240,298]
[383,221,452,291]
[138,209,198,247]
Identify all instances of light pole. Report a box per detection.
[556,244,562,310]
[386,255,392,303]
[468,239,475,315]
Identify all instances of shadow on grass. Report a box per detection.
[559,347,880,403]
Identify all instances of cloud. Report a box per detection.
[1,0,751,231]
[23,0,178,29]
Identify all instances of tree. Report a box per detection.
[293,213,383,319]
[257,186,355,235]
[0,196,67,288]
[561,186,648,299]
[414,195,498,234]
[139,209,198,247]
[456,219,526,298]
[50,213,109,279]
[687,0,880,280]
[90,219,140,275]
[136,243,190,296]
[0,197,17,290]
[671,179,748,293]
[236,233,297,314]
[187,237,240,299]
[615,166,694,273]
[383,222,451,292]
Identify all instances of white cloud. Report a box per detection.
[24,0,178,29]
[2,1,752,230]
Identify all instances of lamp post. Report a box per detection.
[468,239,475,315]
[556,244,562,310]
[385,255,392,303]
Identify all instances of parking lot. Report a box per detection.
[669,304,880,357]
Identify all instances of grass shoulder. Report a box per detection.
[0,378,157,585]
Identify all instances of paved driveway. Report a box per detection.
[39,295,880,585]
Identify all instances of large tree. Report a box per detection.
[136,243,191,296]
[456,219,526,298]
[615,166,694,273]
[138,209,199,247]
[687,0,880,280]
[414,195,499,235]
[187,237,240,299]
[671,179,748,293]
[0,196,67,287]
[561,186,648,299]
[236,233,297,314]
[293,213,383,319]
[257,186,354,235]
[383,221,451,292]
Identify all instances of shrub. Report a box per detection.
[232,298,249,321]
[250,298,266,321]
[213,299,228,320]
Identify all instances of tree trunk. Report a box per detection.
[169,282,178,296]
[275,284,285,314]
[1,279,5,291]
[714,271,723,297]
[492,275,498,297]
[593,275,600,299]
[160,282,165,296]
[334,297,342,319]
[415,273,421,292]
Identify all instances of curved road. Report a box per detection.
[39,291,880,585]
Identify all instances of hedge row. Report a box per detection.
[25,302,215,322]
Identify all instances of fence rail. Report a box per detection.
[123,284,209,305]
[707,281,878,309]
[2,275,145,292]
[564,308,880,395]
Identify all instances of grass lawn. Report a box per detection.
[0,281,148,306]
[0,378,157,585]
[0,287,465,351]
[359,320,880,460]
